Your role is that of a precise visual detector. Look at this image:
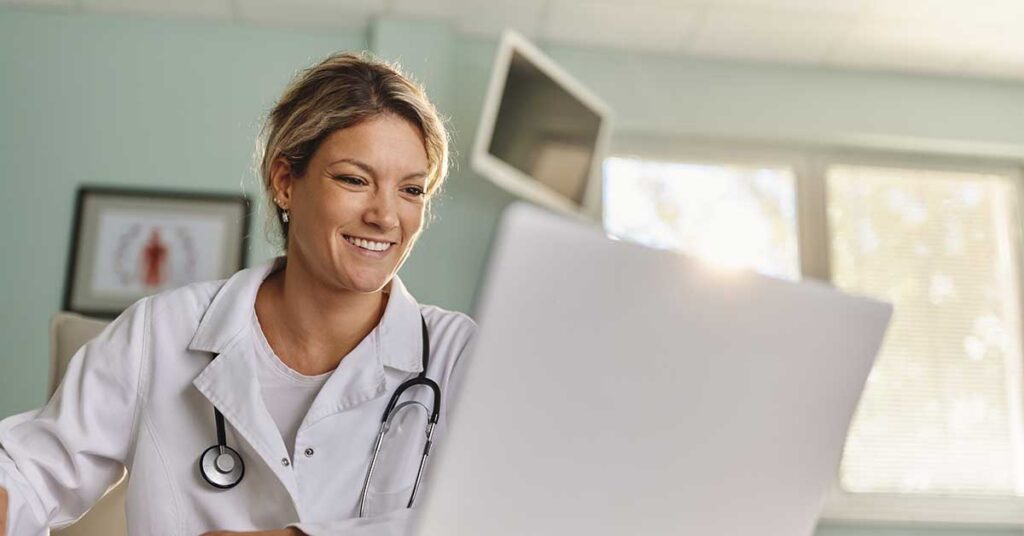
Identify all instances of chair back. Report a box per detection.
[49,312,128,536]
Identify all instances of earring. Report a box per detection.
[273,197,289,223]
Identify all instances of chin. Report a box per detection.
[342,273,392,294]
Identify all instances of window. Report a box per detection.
[828,165,1024,497]
[603,156,800,280]
[603,147,1024,525]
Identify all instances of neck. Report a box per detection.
[255,255,388,375]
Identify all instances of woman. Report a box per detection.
[0,52,476,535]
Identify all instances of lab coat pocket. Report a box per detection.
[361,481,415,518]
[361,402,429,516]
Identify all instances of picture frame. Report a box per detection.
[64,186,250,318]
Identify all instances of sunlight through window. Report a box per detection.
[829,165,1024,497]
[603,156,800,280]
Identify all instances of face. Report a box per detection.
[270,114,430,294]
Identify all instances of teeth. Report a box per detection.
[345,235,391,252]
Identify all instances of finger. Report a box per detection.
[0,486,8,536]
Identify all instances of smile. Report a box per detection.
[343,234,394,253]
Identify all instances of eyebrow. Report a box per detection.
[329,157,427,181]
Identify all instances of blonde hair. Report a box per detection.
[255,51,450,249]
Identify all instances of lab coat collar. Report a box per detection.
[188,257,427,500]
[187,256,425,374]
[188,257,284,355]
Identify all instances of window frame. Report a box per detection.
[608,135,1024,527]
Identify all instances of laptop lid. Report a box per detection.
[416,202,892,536]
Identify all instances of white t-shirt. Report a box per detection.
[250,311,332,456]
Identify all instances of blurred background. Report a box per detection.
[2,0,1024,534]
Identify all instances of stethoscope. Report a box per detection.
[198,315,441,516]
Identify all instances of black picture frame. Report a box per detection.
[63,186,251,318]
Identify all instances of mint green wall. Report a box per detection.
[0,7,366,415]
[543,46,1024,156]
[2,6,1024,535]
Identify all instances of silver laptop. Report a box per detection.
[416,202,892,536]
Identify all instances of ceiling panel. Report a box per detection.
[961,24,1024,81]
[4,0,1024,83]
[689,5,853,64]
[707,0,868,17]
[827,17,988,75]
[543,0,704,54]
[234,0,381,30]
[863,0,1024,28]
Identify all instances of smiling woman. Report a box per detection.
[0,52,476,536]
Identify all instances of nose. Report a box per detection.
[363,189,399,232]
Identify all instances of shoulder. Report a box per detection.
[146,278,226,318]
[89,278,224,344]
[107,277,230,349]
[418,304,477,348]
[417,304,477,382]
[140,278,227,332]
[416,304,477,396]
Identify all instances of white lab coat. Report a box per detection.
[0,257,477,535]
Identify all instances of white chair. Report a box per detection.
[49,312,127,536]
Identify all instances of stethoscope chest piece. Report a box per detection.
[200,443,245,489]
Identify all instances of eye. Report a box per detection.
[402,186,426,197]
[334,175,366,186]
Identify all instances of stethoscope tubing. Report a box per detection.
[199,314,440,518]
[357,316,440,515]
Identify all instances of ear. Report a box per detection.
[269,156,296,209]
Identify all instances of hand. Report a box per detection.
[201,529,303,536]
[1,486,8,536]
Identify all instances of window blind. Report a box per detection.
[828,164,1024,496]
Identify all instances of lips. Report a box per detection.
[343,234,395,254]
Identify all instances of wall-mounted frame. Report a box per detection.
[64,186,250,318]
[472,30,613,222]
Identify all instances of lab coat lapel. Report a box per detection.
[187,257,298,496]
[189,257,284,355]
[300,332,386,427]
[301,275,424,427]
[191,342,297,496]
[377,276,425,374]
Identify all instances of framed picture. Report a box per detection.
[64,186,250,317]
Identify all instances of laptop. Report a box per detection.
[415,202,892,536]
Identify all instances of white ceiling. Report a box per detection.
[4,0,1023,82]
